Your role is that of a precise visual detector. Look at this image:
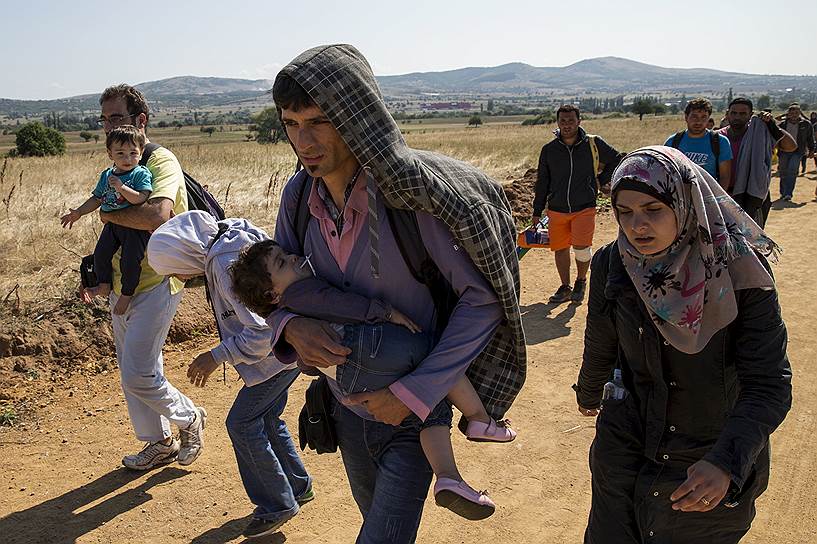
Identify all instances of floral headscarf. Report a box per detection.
[612,146,779,354]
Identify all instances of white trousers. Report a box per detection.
[110,280,196,442]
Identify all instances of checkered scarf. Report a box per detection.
[276,44,526,420]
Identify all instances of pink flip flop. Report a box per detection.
[465,418,517,443]
[434,477,496,520]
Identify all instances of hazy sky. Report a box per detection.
[2,0,814,100]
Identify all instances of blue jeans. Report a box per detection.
[225,368,311,522]
[778,150,803,198]
[332,396,436,544]
[336,322,451,427]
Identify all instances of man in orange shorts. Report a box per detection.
[531,105,624,303]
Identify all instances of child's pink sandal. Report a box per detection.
[465,418,517,443]
[433,477,496,520]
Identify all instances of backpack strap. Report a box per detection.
[294,174,314,253]
[588,135,600,177]
[710,131,721,180]
[385,207,457,342]
[139,142,161,167]
[670,131,685,149]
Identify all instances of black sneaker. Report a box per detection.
[548,284,573,303]
[570,279,587,302]
[242,513,295,539]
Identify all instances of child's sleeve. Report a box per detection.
[280,277,392,324]
[130,166,153,194]
[91,170,109,199]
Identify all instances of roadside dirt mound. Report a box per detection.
[502,168,537,225]
[0,288,214,424]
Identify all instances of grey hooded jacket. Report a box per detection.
[275,44,526,420]
[206,219,296,386]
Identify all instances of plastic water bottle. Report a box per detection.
[602,368,628,401]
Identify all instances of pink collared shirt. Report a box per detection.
[308,173,369,272]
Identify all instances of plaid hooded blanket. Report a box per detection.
[276,44,526,420]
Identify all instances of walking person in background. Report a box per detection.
[665,97,732,187]
[147,211,313,539]
[717,97,796,226]
[810,112,817,175]
[576,146,791,543]
[777,103,814,200]
[531,104,624,303]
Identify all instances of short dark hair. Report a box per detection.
[272,74,315,112]
[728,97,753,112]
[685,97,712,116]
[229,239,279,317]
[99,84,150,123]
[105,125,145,150]
[556,104,581,120]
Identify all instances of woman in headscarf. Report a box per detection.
[147,211,313,539]
[574,146,792,543]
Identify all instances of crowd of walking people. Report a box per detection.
[58,44,808,543]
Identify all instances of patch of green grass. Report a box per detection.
[0,405,17,426]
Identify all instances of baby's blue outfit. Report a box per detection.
[92,165,152,211]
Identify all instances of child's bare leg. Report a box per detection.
[423,423,497,519]
[448,374,517,443]
[420,425,461,482]
[113,294,132,315]
[447,374,490,424]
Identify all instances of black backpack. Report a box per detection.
[140,143,226,220]
[293,174,457,342]
[670,130,721,180]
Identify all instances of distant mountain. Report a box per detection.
[377,57,817,95]
[0,76,275,117]
[2,58,815,117]
[137,76,273,96]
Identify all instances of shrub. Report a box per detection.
[15,122,66,157]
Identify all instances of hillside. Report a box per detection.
[2,57,816,117]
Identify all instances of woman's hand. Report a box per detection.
[670,460,732,512]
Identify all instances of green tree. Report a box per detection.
[252,108,285,144]
[200,126,216,136]
[631,99,653,121]
[15,122,66,157]
[79,130,94,142]
[757,95,771,110]
[93,134,100,143]
[468,115,483,127]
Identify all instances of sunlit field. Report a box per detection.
[0,115,692,304]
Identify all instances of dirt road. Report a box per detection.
[2,177,816,543]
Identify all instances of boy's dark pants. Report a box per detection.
[94,223,151,296]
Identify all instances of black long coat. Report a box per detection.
[576,242,792,544]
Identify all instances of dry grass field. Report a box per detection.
[3,115,816,543]
[0,115,683,304]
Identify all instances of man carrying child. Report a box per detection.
[74,85,206,470]
[266,45,526,543]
